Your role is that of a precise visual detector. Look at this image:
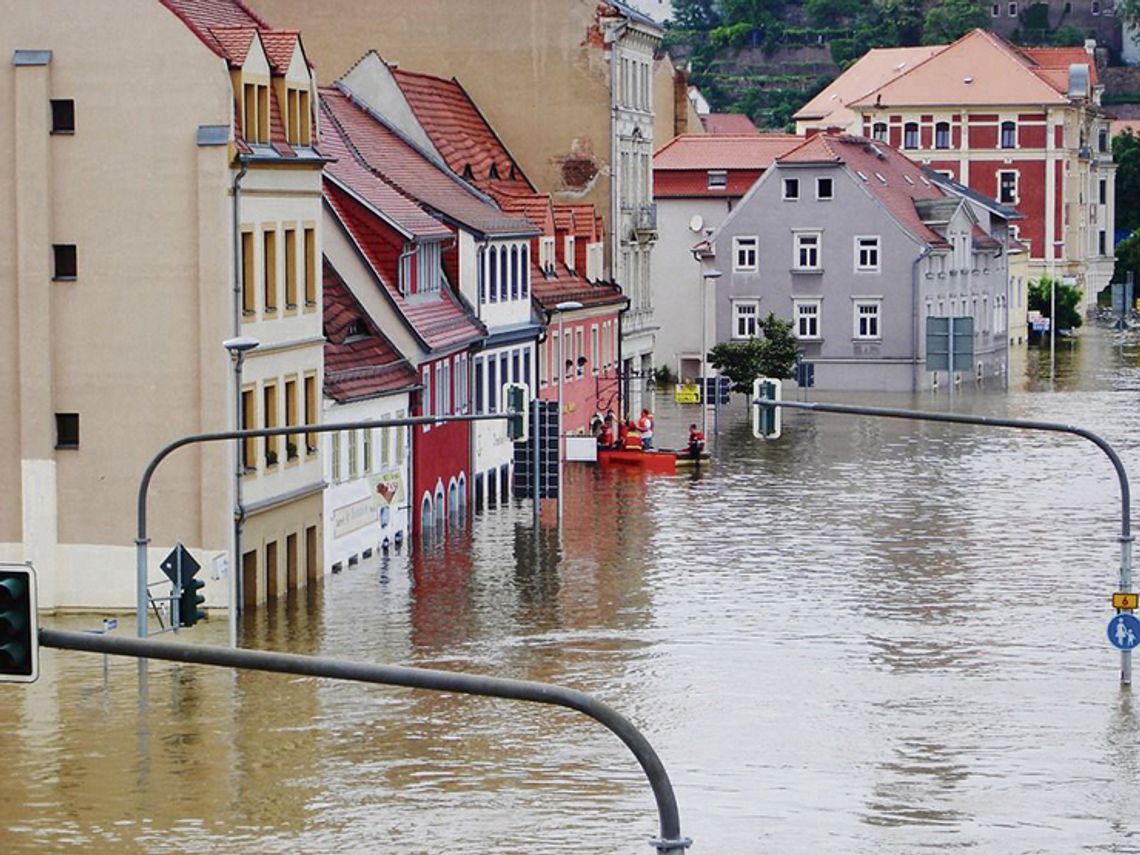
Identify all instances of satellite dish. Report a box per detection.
[689,214,704,233]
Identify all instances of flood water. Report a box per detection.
[7,329,1140,854]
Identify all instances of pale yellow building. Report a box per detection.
[1,0,325,612]
[248,0,683,412]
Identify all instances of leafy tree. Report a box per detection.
[1113,231,1140,285]
[1028,276,1083,331]
[1117,0,1140,30]
[804,0,864,28]
[671,0,721,29]
[708,312,799,393]
[1114,131,1140,234]
[922,0,988,45]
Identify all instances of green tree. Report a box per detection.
[1113,232,1140,285]
[922,0,988,45]
[671,0,721,29]
[1114,131,1140,234]
[708,312,799,393]
[1117,0,1140,30]
[1028,276,1084,331]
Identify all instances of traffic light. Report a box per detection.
[752,377,782,440]
[503,382,530,443]
[178,565,207,628]
[0,565,38,683]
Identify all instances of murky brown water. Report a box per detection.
[6,329,1140,854]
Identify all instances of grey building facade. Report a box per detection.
[703,134,1017,392]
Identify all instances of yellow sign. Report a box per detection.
[674,383,701,405]
[1114,592,1139,610]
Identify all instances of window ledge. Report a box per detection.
[790,268,824,275]
[853,338,883,343]
[52,276,77,282]
[55,443,79,450]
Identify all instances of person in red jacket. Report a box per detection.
[638,409,654,449]
[687,423,705,459]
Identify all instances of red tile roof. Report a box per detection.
[700,112,759,134]
[389,67,535,194]
[324,182,486,353]
[323,261,417,403]
[322,87,536,238]
[320,105,453,240]
[259,30,301,73]
[159,0,269,60]
[777,134,950,246]
[654,133,801,170]
[530,263,625,311]
[207,26,256,65]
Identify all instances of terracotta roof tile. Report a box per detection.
[323,261,417,402]
[654,133,801,170]
[259,30,300,73]
[794,45,944,127]
[390,67,535,194]
[322,87,536,238]
[207,26,256,65]
[159,0,268,59]
[700,112,759,134]
[849,29,1071,109]
[324,183,485,352]
[320,106,453,239]
[531,263,625,312]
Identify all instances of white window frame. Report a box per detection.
[794,299,821,340]
[998,170,1018,205]
[733,236,759,272]
[782,177,800,200]
[854,236,881,272]
[793,231,822,271]
[853,299,882,340]
[872,122,887,142]
[732,300,760,339]
[903,122,919,150]
[707,170,727,189]
[815,177,834,200]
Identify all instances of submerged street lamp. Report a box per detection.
[699,269,722,442]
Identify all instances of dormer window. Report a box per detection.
[564,236,576,271]
[285,85,311,146]
[540,236,556,274]
[345,318,367,342]
[242,81,270,144]
[489,163,500,180]
[416,242,442,294]
[462,164,475,181]
[707,170,727,189]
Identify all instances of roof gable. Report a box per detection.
[850,29,1070,109]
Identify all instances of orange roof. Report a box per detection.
[207,26,256,65]
[160,0,269,60]
[389,66,534,194]
[654,133,801,170]
[259,30,301,73]
[794,45,944,127]
[700,112,758,134]
[849,29,1085,109]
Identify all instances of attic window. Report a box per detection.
[919,175,931,186]
[855,170,869,182]
[874,172,887,185]
[345,319,367,341]
[708,170,728,189]
[903,175,915,186]
[489,163,500,180]
[462,164,474,181]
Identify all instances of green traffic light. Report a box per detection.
[0,568,38,681]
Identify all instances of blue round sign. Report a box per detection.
[1108,613,1140,650]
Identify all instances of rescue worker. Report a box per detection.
[638,409,654,449]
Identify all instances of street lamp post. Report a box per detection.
[222,335,258,647]
[700,269,722,443]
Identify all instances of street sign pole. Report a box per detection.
[1123,534,1134,685]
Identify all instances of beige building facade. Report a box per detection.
[249,0,670,412]
[2,0,325,612]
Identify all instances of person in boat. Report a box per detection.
[622,419,643,450]
[687,423,705,459]
[638,409,654,449]
[597,414,615,448]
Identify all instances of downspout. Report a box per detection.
[912,245,933,394]
[231,155,249,623]
[607,21,627,283]
[618,297,630,418]
[232,155,250,336]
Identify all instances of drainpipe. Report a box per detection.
[607,23,626,283]
[618,297,629,418]
[912,245,932,394]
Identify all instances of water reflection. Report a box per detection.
[6,329,1140,853]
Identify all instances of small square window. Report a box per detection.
[55,413,79,449]
[53,244,77,280]
[816,177,834,200]
[51,99,75,134]
[707,170,727,189]
[782,178,800,200]
[734,236,758,272]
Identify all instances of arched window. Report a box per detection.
[521,244,530,297]
[434,486,445,534]
[1000,121,1016,149]
[510,246,519,300]
[448,478,459,519]
[903,122,919,149]
[935,121,950,149]
[499,246,509,301]
[420,494,433,541]
[872,122,887,142]
[488,249,497,303]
